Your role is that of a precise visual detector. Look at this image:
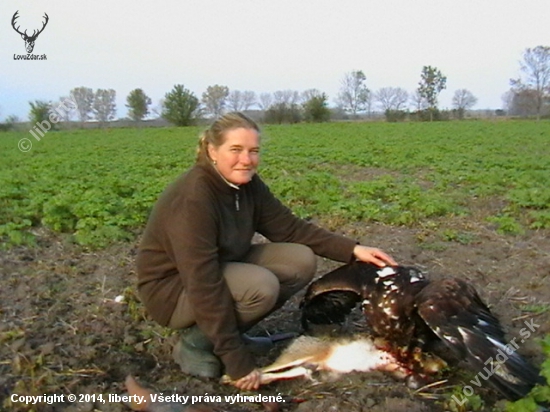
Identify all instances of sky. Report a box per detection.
[1,0,549,121]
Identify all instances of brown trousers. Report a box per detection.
[168,243,316,331]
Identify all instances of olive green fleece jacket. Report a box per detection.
[136,161,358,378]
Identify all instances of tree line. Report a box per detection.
[2,45,548,130]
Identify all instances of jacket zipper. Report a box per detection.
[235,193,240,211]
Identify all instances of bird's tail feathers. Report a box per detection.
[464,332,543,401]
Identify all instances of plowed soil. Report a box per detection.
[1,218,549,411]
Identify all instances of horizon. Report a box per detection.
[1,0,549,121]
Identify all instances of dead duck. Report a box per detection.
[299,261,544,401]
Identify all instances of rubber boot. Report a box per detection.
[242,334,274,355]
[242,332,296,355]
[172,325,221,379]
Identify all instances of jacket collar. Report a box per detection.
[212,164,240,190]
[197,161,240,193]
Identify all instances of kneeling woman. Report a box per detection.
[136,112,396,391]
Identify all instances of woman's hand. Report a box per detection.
[232,368,262,391]
[353,245,397,267]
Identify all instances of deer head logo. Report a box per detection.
[11,11,49,54]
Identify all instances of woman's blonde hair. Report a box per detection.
[196,112,260,163]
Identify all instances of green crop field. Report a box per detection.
[1,120,549,249]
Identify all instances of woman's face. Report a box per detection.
[208,127,260,185]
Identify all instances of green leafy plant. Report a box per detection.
[486,215,524,235]
[506,334,550,411]
[1,121,550,249]
[443,384,484,412]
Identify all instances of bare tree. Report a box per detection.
[452,89,478,119]
[510,45,550,120]
[241,91,257,110]
[70,87,94,126]
[51,96,76,124]
[365,92,375,118]
[227,90,256,111]
[375,87,409,112]
[258,93,273,111]
[410,90,429,111]
[301,89,323,103]
[336,70,370,117]
[507,89,539,117]
[46,97,77,129]
[501,90,515,114]
[151,99,165,119]
[273,90,300,105]
[265,90,302,124]
[201,85,229,117]
[93,89,117,127]
[227,90,244,111]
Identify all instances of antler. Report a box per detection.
[11,11,26,37]
[32,13,49,39]
[11,11,49,40]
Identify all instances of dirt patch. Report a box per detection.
[1,220,549,411]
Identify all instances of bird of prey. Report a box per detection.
[298,261,544,401]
